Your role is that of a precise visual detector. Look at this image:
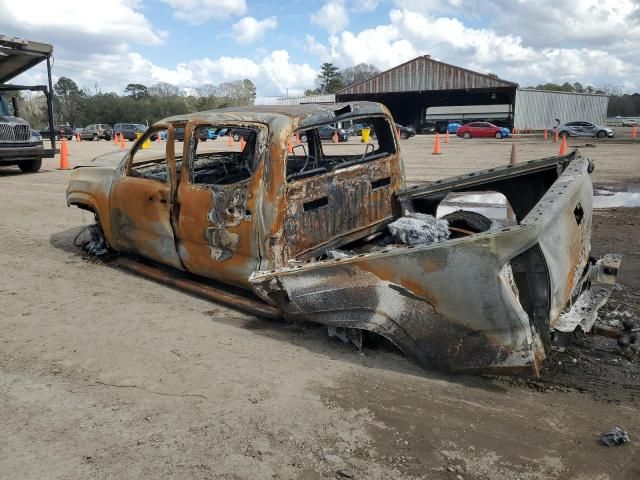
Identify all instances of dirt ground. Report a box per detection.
[1,134,639,479]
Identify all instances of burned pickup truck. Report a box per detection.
[66,102,619,376]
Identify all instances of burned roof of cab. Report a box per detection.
[162,102,390,128]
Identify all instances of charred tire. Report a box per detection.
[233,133,241,142]
[442,210,492,233]
[463,132,471,139]
[495,131,503,139]
[93,133,99,141]
[596,130,607,138]
[18,158,42,173]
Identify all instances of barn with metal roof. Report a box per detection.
[335,55,608,132]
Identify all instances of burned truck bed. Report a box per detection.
[250,152,621,376]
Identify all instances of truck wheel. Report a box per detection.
[93,133,99,141]
[443,210,492,235]
[18,158,42,173]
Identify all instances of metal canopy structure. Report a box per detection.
[0,35,56,155]
[338,55,517,96]
[336,55,519,130]
[0,36,53,83]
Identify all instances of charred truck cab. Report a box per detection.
[0,36,56,172]
[67,102,620,376]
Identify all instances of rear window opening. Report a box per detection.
[187,124,260,185]
[286,115,396,182]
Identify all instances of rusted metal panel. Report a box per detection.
[337,56,518,96]
[67,102,619,377]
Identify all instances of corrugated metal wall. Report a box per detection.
[514,89,609,130]
[338,56,516,95]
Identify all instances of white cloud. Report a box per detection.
[49,48,315,97]
[351,0,380,12]
[310,0,349,34]
[0,0,166,52]
[231,16,277,44]
[160,0,247,25]
[306,7,640,90]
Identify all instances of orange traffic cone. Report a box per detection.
[156,132,161,142]
[632,126,637,139]
[559,135,567,155]
[227,133,233,146]
[239,136,246,152]
[119,132,126,150]
[59,137,70,170]
[332,131,338,143]
[295,132,300,145]
[432,132,442,155]
[554,129,559,144]
[543,128,548,140]
[445,131,449,143]
[113,133,118,145]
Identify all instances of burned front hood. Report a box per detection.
[75,150,126,169]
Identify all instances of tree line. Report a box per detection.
[7,63,640,129]
[12,77,257,129]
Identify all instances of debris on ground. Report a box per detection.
[600,427,630,446]
[387,213,449,245]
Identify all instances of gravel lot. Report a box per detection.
[1,133,639,479]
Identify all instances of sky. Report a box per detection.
[1,0,639,97]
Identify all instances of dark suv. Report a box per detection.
[80,124,112,141]
[39,124,74,140]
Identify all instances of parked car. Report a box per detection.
[66,101,619,376]
[557,121,614,138]
[39,124,73,140]
[174,127,208,142]
[318,125,349,142]
[447,122,462,134]
[113,123,157,141]
[456,122,510,139]
[396,123,415,139]
[80,124,112,141]
[350,123,371,136]
[418,122,437,134]
[621,119,637,127]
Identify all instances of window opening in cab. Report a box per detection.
[286,116,396,182]
[187,124,259,185]
[129,127,169,182]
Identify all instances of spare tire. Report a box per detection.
[442,210,492,234]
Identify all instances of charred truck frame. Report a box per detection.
[66,102,620,376]
[0,35,56,172]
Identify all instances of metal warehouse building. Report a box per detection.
[334,55,609,131]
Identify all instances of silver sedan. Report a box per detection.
[557,121,614,138]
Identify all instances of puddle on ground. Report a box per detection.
[436,188,640,219]
[593,188,640,209]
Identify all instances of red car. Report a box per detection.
[456,122,510,139]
